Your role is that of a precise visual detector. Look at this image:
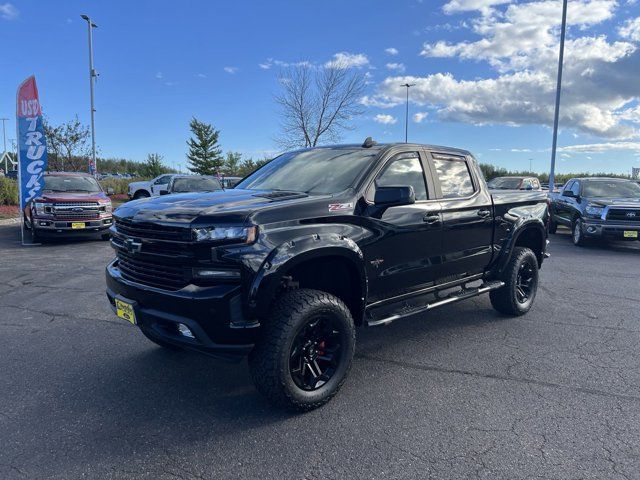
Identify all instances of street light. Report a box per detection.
[80,14,98,176]
[400,83,415,143]
[549,0,568,193]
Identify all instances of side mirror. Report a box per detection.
[562,190,575,198]
[160,190,170,195]
[374,186,415,207]
[525,184,533,191]
[106,187,115,195]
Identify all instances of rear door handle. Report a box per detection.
[477,208,491,218]
[423,213,440,224]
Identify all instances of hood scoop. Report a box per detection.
[252,191,308,200]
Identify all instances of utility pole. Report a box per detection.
[400,83,415,143]
[549,0,568,192]
[529,158,533,173]
[1,118,7,173]
[81,14,98,176]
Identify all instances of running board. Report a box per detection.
[366,280,505,327]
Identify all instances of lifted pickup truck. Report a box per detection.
[106,140,548,410]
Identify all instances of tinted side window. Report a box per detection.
[563,181,574,193]
[376,153,428,201]
[432,159,475,199]
[571,181,581,196]
[155,175,171,185]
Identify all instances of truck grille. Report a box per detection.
[115,219,191,241]
[46,202,103,220]
[607,208,640,222]
[116,251,188,290]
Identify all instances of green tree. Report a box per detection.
[186,118,223,175]
[223,151,243,176]
[144,153,165,177]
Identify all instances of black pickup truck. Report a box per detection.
[548,177,640,246]
[106,140,549,410]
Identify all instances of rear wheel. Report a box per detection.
[490,247,539,316]
[249,289,356,411]
[133,190,150,200]
[572,218,587,246]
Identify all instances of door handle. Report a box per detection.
[423,213,440,224]
[477,208,491,218]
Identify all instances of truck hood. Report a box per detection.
[114,188,333,225]
[587,197,640,206]
[36,191,110,203]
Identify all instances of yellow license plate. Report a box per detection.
[71,222,86,229]
[115,299,136,324]
[623,230,638,238]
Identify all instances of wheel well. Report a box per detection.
[514,227,544,265]
[285,256,364,324]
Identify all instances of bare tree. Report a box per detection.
[275,62,366,149]
[43,116,92,171]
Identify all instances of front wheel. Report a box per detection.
[249,289,356,411]
[490,247,539,316]
[572,218,587,246]
[548,218,558,234]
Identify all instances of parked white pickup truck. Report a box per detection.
[127,174,178,200]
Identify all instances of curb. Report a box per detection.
[0,217,20,226]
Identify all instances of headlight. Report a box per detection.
[34,201,47,215]
[100,201,113,214]
[192,225,257,243]
[585,204,604,217]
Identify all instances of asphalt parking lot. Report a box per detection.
[0,225,639,480]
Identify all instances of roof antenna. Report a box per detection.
[362,137,376,148]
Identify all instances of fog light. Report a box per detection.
[177,323,195,339]
[587,226,597,234]
[39,221,50,226]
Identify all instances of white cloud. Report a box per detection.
[558,142,640,153]
[510,148,532,152]
[443,0,511,15]
[258,58,312,70]
[224,66,239,74]
[366,0,639,140]
[325,52,370,69]
[413,112,429,123]
[195,73,207,78]
[0,3,18,20]
[374,114,397,125]
[385,62,406,72]
[385,47,399,55]
[619,17,640,42]
[155,71,163,79]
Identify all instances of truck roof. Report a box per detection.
[304,143,472,157]
[44,171,94,177]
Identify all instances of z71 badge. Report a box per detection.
[328,203,353,212]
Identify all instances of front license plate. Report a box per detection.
[115,299,136,325]
[71,222,86,229]
[623,230,638,239]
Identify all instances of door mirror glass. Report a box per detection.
[374,186,415,207]
[562,190,575,197]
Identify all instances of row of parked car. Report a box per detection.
[22,172,242,242]
[488,175,640,246]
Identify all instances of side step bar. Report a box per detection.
[366,280,505,327]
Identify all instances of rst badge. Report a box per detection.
[328,203,353,212]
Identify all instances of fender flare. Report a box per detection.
[495,220,547,274]
[248,233,367,319]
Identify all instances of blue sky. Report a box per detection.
[1,0,639,174]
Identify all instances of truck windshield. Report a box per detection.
[43,176,102,193]
[236,148,378,194]
[172,177,222,193]
[487,177,522,189]
[582,181,640,198]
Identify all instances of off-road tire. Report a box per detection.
[548,218,558,234]
[490,247,539,316]
[133,190,150,200]
[249,289,356,412]
[140,325,182,351]
[572,218,587,246]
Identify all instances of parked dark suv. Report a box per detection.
[549,177,640,245]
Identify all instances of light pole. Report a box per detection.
[1,117,7,153]
[81,14,98,176]
[549,0,568,193]
[401,83,415,143]
[529,158,533,172]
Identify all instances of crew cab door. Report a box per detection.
[427,152,494,281]
[362,150,442,301]
[150,175,172,196]
[554,180,580,227]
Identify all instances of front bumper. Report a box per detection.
[105,259,258,361]
[33,216,113,237]
[582,220,640,240]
